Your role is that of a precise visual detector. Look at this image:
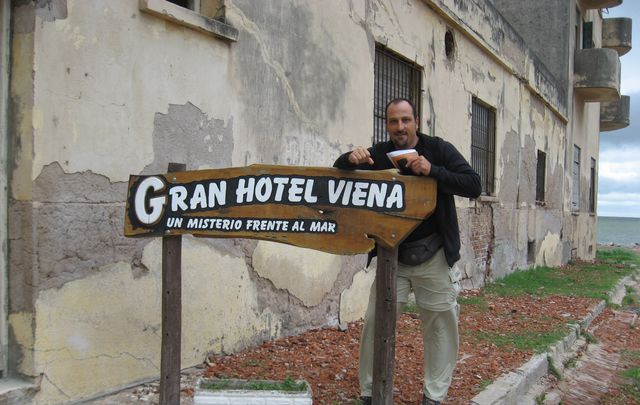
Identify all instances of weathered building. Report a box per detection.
[0,0,631,402]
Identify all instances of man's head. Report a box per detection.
[385,98,419,150]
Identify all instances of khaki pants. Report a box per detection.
[359,249,460,401]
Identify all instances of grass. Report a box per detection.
[477,379,493,392]
[620,367,640,401]
[458,295,489,310]
[471,329,568,353]
[201,376,307,392]
[402,302,418,313]
[463,248,639,359]
[484,249,638,300]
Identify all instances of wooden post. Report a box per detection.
[159,162,185,405]
[371,243,398,405]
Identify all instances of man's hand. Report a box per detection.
[406,155,432,176]
[348,147,374,165]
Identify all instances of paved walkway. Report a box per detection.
[546,291,639,404]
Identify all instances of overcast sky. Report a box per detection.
[598,3,640,218]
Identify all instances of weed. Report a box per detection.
[621,350,640,360]
[547,356,562,380]
[619,367,640,401]
[201,377,307,392]
[582,331,598,344]
[535,393,546,405]
[475,379,493,392]
[402,302,418,313]
[623,293,636,307]
[563,357,577,369]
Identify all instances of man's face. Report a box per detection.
[386,101,419,149]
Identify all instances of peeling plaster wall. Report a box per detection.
[6,0,602,402]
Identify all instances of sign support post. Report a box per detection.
[371,243,398,405]
[159,162,185,405]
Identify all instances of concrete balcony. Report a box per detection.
[579,0,622,9]
[600,95,630,131]
[574,48,621,102]
[602,18,632,56]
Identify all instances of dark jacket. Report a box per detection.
[333,133,481,267]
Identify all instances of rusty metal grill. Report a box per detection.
[471,98,496,195]
[373,45,422,145]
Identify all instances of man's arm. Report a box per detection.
[427,140,482,198]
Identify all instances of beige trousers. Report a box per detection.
[359,249,460,401]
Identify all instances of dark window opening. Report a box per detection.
[536,150,546,202]
[471,98,496,195]
[572,145,581,211]
[373,45,423,145]
[589,158,596,213]
[575,7,581,50]
[583,21,594,49]
[445,30,455,59]
[527,240,536,264]
[166,0,226,21]
[168,0,193,10]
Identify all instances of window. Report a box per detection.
[589,158,596,213]
[139,0,237,41]
[167,0,225,21]
[373,45,423,145]
[582,21,594,49]
[572,145,581,211]
[536,150,546,202]
[471,98,496,195]
[575,8,581,50]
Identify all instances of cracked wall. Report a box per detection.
[6,0,601,402]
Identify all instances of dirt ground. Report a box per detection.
[202,293,598,404]
[95,247,640,404]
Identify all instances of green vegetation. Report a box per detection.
[402,302,418,313]
[201,377,307,392]
[476,379,493,392]
[547,356,561,380]
[563,357,577,369]
[582,331,598,344]
[620,367,640,400]
[458,295,489,311]
[484,249,638,300]
[471,329,568,353]
[535,393,546,405]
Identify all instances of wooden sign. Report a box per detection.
[125,165,436,253]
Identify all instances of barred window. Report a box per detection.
[471,98,496,195]
[373,45,422,145]
[589,158,596,213]
[536,150,546,202]
[572,145,581,211]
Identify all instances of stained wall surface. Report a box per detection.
[6,0,603,402]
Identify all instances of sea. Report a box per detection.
[597,216,640,246]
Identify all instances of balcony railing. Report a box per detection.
[574,48,621,102]
[602,18,632,56]
[600,95,630,131]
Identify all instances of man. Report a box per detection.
[333,98,481,405]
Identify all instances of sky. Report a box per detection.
[598,3,640,218]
